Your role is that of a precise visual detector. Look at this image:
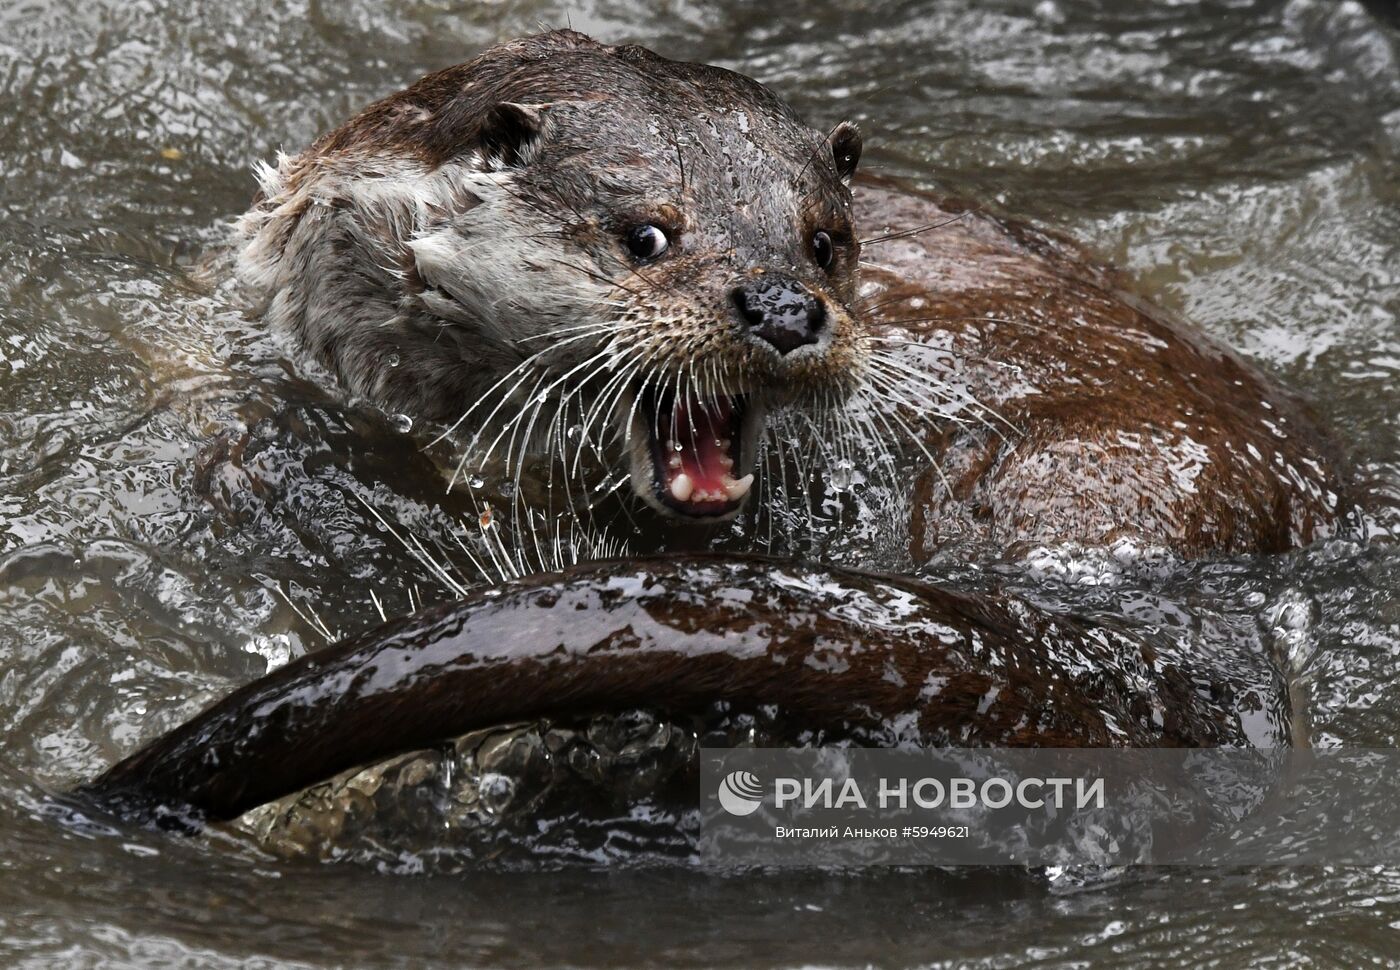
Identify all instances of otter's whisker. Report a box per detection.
[861,343,966,397]
[573,335,665,466]
[464,368,552,481]
[621,355,669,461]
[864,351,1020,439]
[543,377,611,535]
[368,589,388,624]
[431,353,541,448]
[431,318,627,454]
[767,412,815,539]
[666,120,689,199]
[595,470,632,500]
[860,210,977,246]
[754,434,774,553]
[446,504,499,584]
[859,358,967,424]
[505,343,628,487]
[853,383,957,499]
[638,362,675,442]
[858,365,983,446]
[269,582,340,646]
[354,494,474,598]
[572,354,645,474]
[467,497,518,585]
[516,318,648,344]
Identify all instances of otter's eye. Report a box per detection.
[812,230,834,270]
[625,224,669,261]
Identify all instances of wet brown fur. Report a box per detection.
[852,178,1353,557]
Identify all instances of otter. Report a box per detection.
[232,29,1352,551]
[81,32,1356,830]
[235,28,869,522]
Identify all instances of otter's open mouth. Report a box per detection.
[628,389,762,520]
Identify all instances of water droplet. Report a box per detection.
[389,413,413,433]
[567,425,583,442]
[386,353,401,368]
[828,458,855,491]
[467,474,485,489]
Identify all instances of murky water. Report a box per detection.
[2,0,1399,965]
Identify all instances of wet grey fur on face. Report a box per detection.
[233,30,868,517]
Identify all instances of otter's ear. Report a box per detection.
[829,121,862,183]
[478,102,548,168]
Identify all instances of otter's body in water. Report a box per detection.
[84,32,1355,829]
[852,178,1351,557]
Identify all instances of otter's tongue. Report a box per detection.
[660,396,753,509]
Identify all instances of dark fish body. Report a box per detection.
[83,556,1280,826]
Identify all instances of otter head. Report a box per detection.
[238,30,867,523]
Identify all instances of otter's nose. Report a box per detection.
[731,276,825,355]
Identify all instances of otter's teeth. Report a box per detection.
[722,473,754,501]
[670,473,695,503]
